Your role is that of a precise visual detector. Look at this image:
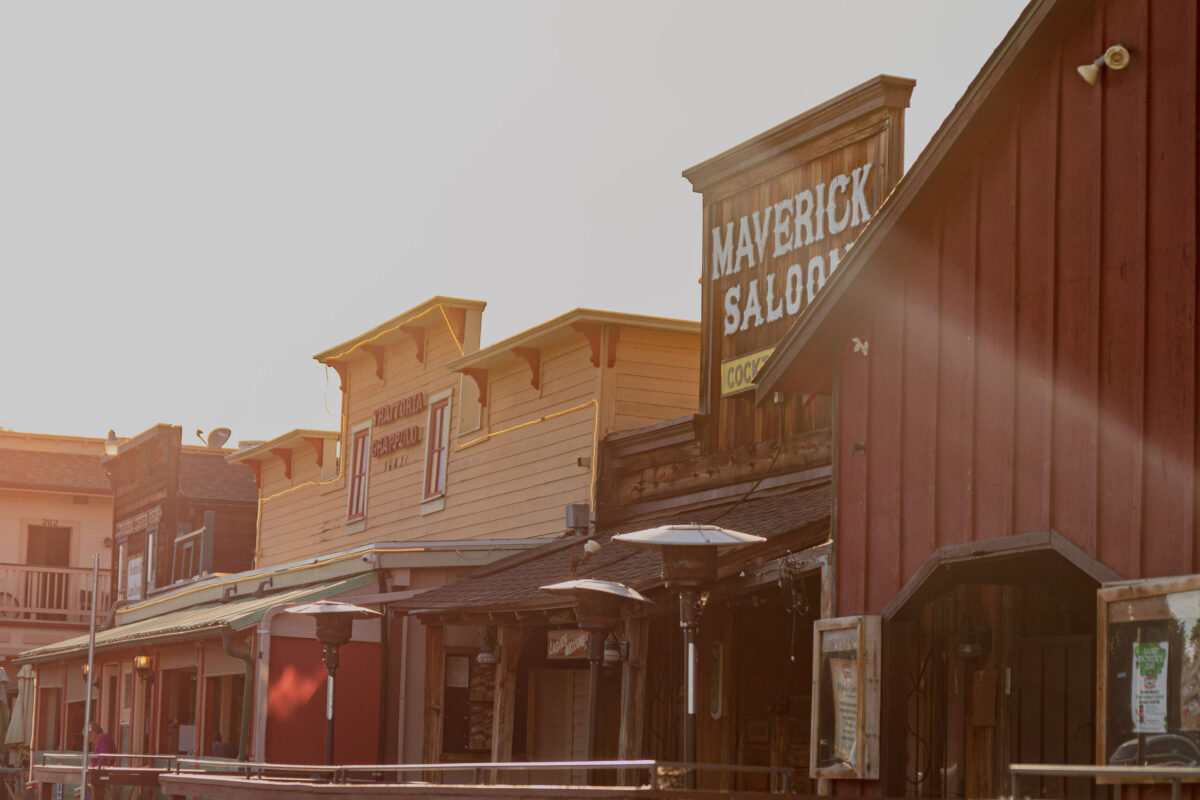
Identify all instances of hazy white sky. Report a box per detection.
[1,1,1028,443]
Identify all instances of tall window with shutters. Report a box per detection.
[347,423,371,522]
[423,390,452,506]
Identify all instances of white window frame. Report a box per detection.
[421,389,452,515]
[346,420,372,531]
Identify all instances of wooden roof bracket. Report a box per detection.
[446,307,468,345]
[302,437,325,467]
[329,360,349,392]
[244,459,262,488]
[511,347,541,391]
[400,324,427,365]
[607,324,620,367]
[362,345,386,382]
[462,368,489,406]
[269,448,293,480]
[571,322,602,367]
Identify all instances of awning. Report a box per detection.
[16,573,378,664]
[882,530,1122,621]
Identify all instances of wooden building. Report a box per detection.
[103,424,258,604]
[752,0,1199,796]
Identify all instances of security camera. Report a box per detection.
[361,552,380,564]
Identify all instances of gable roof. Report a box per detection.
[755,0,1091,398]
[0,450,110,495]
[404,483,831,618]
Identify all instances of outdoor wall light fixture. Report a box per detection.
[104,430,119,457]
[1077,44,1130,85]
[612,524,765,789]
[477,627,499,666]
[81,662,100,687]
[134,650,154,683]
[602,633,625,666]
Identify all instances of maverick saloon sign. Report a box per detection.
[689,76,912,398]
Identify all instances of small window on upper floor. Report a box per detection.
[347,422,371,523]
[422,390,452,511]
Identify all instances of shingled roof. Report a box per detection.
[0,450,111,495]
[406,482,830,617]
[178,451,257,503]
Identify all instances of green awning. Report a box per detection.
[16,573,378,664]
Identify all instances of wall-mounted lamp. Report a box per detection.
[81,662,99,687]
[1077,44,1131,85]
[602,633,626,666]
[104,430,120,458]
[477,627,499,666]
[134,650,154,684]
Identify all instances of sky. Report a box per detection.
[0,1,1029,443]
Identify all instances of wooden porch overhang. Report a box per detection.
[882,529,1123,621]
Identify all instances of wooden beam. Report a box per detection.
[400,324,426,365]
[511,347,541,391]
[462,368,489,406]
[422,625,445,775]
[302,437,325,467]
[490,625,526,763]
[617,616,649,782]
[269,448,293,480]
[362,345,386,381]
[611,428,832,505]
[571,322,602,367]
[445,307,467,345]
[328,360,349,392]
[606,324,620,367]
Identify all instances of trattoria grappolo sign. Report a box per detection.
[687,78,912,400]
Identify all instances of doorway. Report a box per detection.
[26,525,70,619]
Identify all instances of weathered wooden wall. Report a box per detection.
[833,0,1199,617]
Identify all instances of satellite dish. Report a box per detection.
[207,428,232,449]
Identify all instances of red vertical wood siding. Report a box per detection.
[832,0,1198,615]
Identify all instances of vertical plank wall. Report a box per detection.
[835,0,1198,615]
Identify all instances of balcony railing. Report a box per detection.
[0,563,111,624]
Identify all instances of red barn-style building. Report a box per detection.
[756,0,1198,796]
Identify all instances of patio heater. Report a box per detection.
[613,524,764,789]
[539,578,650,778]
[284,599,381,765]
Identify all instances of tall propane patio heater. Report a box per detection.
[539,578,650,781]
[613,524,764,789]
[285,599,381,765]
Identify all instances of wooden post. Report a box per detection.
[490,626,526,768]
[617,617,649,785]
[421,625,445,777]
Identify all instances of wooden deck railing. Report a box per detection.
[0,563,111,624]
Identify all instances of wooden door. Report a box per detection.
[526,668,587,783]
[1009,634,1095,800]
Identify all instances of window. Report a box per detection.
[347,422,371,522]
[423,390,452,506]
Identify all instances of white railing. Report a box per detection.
[0,563,111,624]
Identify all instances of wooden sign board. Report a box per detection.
[684,76,914,449]
[547,628,589,660]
